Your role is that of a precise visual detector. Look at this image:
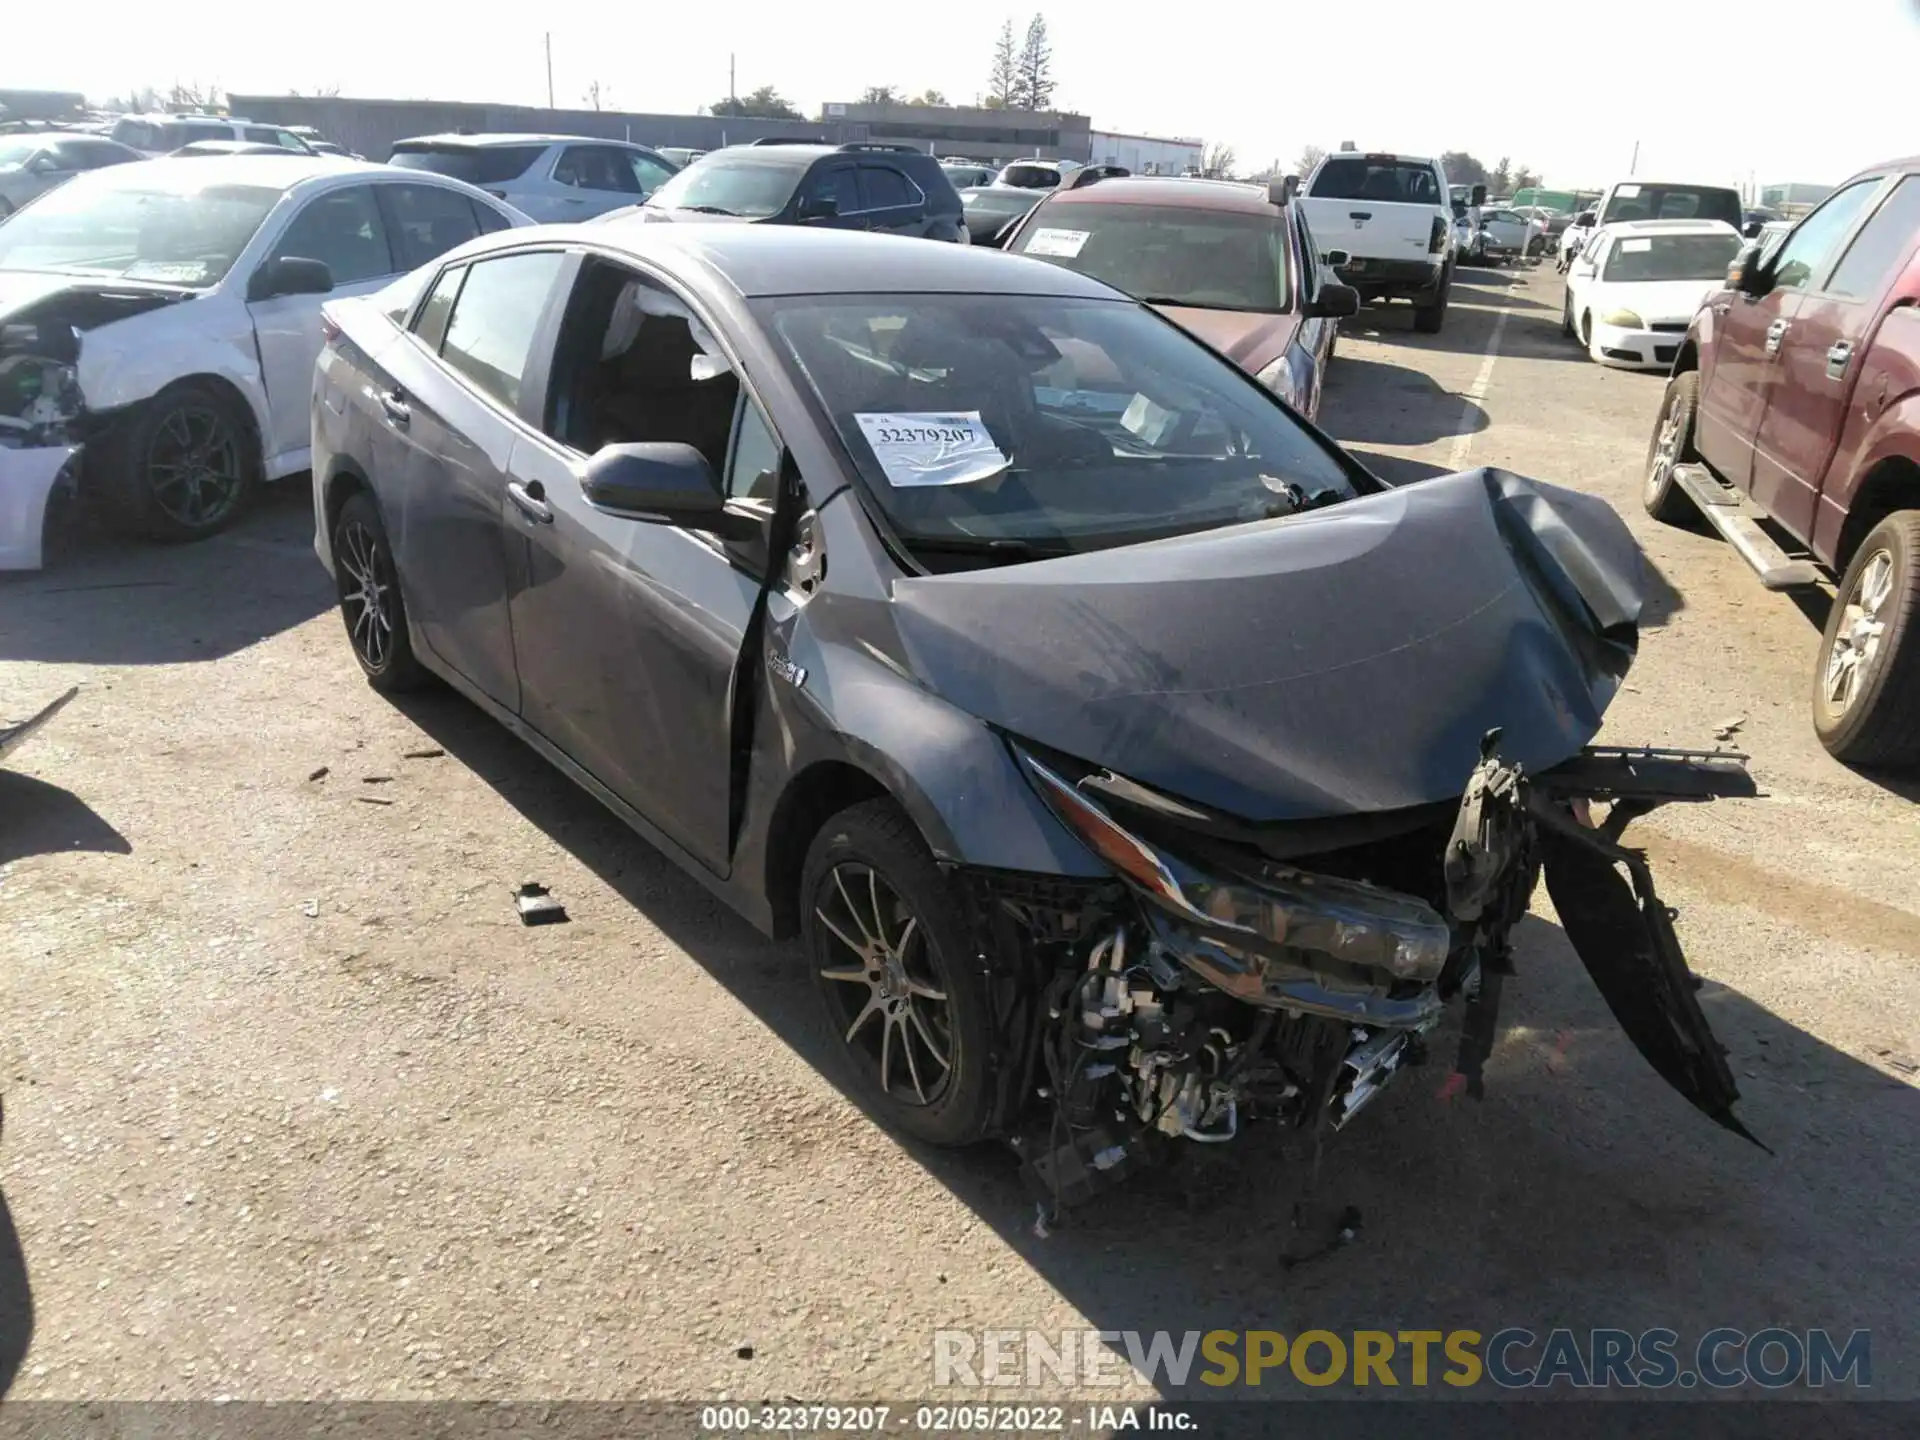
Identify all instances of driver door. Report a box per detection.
[246,184,399,463]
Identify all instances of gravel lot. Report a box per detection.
[2,262,1916,1408]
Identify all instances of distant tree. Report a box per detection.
[909,89,949,107]
[1488,156,1513,194]
[1200,142,1237,180]
[1441,150,1488,187]
[167,81,221,111]
[1294,144,1327,177]
[584,80,608,112]
[1015,14,1056,110]
[860,85,900,105]
[987,19,1019,108]
[1512,165,1541,192]
[710,85,803,120]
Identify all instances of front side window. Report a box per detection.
[645,157,805,218]
[625,151,676,193]
[554,146,642,195]
[0,172,280,286]
[382,183,482,270]
[758,293,1359,559]
[1771,178,1881,292]
[1600,232,1740,283]
[805,165,862,215]
[1824,176,1920,301]
[439,251,566,410]
[270,185,393,286]
[1011,202,1287,313]
[727,401,783,501]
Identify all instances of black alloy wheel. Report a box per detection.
[145,401,246,534]
[802,799,993,1146]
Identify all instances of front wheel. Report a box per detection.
[803,799,995,1146]
[1812,512,1920,769]
[99,382,256,543]
[1643,372,1703,525]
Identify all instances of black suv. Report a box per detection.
[599,141,966,241]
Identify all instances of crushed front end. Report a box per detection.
[961,736,1757,1221]
[1,311,86,570]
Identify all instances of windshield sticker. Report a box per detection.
[123,260,211,284]
[854,412,1009,488]
[1615,184,1641,199]
[1620,237,1652,252]
[1121,392,1178,447]
[1024,227,1090,258]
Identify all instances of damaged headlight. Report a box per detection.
[1014,748,1452,982]
[1,321,83,447]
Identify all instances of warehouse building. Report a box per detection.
[1088,130,1204,177]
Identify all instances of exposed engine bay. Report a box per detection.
[961,738,1758,1225]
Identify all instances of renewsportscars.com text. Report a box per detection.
[933,1327,1871,1390]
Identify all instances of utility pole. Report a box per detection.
[729,53,736,104]
[545,33,554,110]
[1628,139,1639,176]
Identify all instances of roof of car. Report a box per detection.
[1040,175,1277,214]
[394,133,585,148]
[89,154,435,193]
[520,220,1124,300]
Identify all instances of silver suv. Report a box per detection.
[388,134,679,222]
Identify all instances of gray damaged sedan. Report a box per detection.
[313,223,1758,1220]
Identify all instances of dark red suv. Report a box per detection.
[1645,157,1920,766]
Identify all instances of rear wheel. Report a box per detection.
[1812,512,1920,768]
[332,490,429,691]
[1412,274,1450,334]
[1560,288,1575,338]
[1643,372,1703,525]
[802,799,995,1146]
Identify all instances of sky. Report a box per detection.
[7,0,1915,188]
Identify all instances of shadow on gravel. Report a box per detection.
[386,687,1919,1401]
[0,1108,31,1399]
[0,481,329,667]
[1320,357,1486,446]
[0,772,131,866]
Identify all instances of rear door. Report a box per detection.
[1693,176,1883,486]
[858,162,925,236]
[247,183,399,462]
[1748,174,1920,540]
[383,248,570,710]
[549,144,646,219]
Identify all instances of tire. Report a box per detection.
[1811,512,1920,768]
[1642,372,1703,525]
[332,490,429,692]
[802,799,995,1147]
[1561,288,1575,338]
[97,381,256,543]
[1413,279,1449,334]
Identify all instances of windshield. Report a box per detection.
[389,144,547,185]
[1600,184,1742,227]
[0,171,280,285]
[645,156,803,217]
[1309,158,1440,204]
[0,140,43,170]
[1010,203,1287,312]
[756,293,1358,558]
[1602,232,1741,282]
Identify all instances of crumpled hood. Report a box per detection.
[0,269,193,332]
[1153,305,1297,375]
[888,468,1645,823]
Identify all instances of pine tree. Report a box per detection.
[987,20,1018,108]
[1015,14,1055,111]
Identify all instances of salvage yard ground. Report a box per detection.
[1,264,1917,1403]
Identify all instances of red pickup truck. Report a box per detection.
[1643,156,1920,767]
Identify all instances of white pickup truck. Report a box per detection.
[1297,151,1457,332]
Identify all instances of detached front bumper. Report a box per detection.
[0,443,80,572]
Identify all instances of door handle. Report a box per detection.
[1764,319,1790,356]
[378,390,410,426]
[507,479,553,524]
[1826,340,1854,378]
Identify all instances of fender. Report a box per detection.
[1812,382,1920,565]
[76,303,271,458]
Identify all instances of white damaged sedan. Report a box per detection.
[1561,218,1742,369]
[0,156,526,569]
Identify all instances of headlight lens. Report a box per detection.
[1601,308,1646,329]
[1255,355,1306,412]
[1015,749,1452,981]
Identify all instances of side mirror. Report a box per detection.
[248,256,333,302]
[1726,240,1765,295]
[1575,211,1596,228]
[797,193,839,221]
[581,441,763,540]
[1470,184,1487,206]
[1324,248,1351,268]
[1742,219,1764,240]
[1307,282,1360,319]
